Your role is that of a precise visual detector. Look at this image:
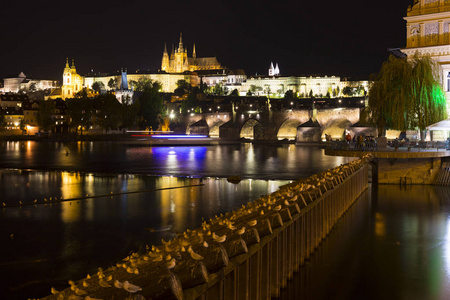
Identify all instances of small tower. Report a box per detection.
[161,43,170,72]
[274,63,280,76]
[193,43,197,60]
[177,32,184,53]
[63,58,71,84]
[170,44,175,60]
[268,62,275,76]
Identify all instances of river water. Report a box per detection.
[0,141,449,299]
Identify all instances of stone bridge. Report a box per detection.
[173,106,374,142]
[171,98,376,142]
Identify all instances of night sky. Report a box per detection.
[0,0,413,82]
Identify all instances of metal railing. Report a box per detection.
[44,155,372,300]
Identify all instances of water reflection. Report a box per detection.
[0,141,355,179]
[0,169,289,299]
[280,185,450,300]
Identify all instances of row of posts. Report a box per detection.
[44,155,371,300]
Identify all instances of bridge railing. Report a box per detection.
[44,155,372,300]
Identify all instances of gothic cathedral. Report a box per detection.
[161,33,222,73]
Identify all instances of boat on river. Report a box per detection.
[130,133,219,146]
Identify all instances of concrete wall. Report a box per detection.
[376,157,441,184]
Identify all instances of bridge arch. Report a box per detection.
[185,120,200,135]
[277,118,303,141]
[321,118,352,141]
[240,118,261,140]
[209,120,226,138]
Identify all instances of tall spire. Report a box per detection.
[65,58,69,68]
[71,59,75,69]
[164,43,168,54]
[178,32,184,52]
[193,43,196,59]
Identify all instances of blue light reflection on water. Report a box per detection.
[0,141,353,179]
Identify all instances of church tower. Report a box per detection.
[174,32,188,73]
[63,58,71,86]
[161,43,169,72]
[61,58,83,99]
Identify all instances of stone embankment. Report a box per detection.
[43,154,372,300]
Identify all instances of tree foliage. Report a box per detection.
[181,91,201,114]
[37,100,55,131]
[108,78,117,90]
[367,53,447,136]
[134,77,155,92]
[93,94,122,133]
[138,80,164,130]
[67,95,93,134]
[342,86,353,96]
[174,80,191,94]
[92,81,105,92]
[121,95,140,130]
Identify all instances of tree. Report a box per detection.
[138,80,165,130]
[181,92,201,114]
[108,78,117,90]
[67,95,93,134]
[93,94,122,133]
[37,100,55,132]
[174,80,191,94]
[29,82,37,92]
[342,86,353,96]
[230,89,239,97]
[309,90,314,98]
[367,53,447,137]
[332,88,337,97]
[213,83,224,95]
[284,90,296,100]
[246,90,253,96]
[121,95,140,130]
[92,81,105,93]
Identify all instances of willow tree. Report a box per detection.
[367,53,447,137]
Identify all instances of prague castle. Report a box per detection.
[161,33,221,73]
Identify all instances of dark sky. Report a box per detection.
[0,0,413,82]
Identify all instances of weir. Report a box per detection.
[44,155,372,300]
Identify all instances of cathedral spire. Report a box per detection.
[164,43,168,54]
[65,58,69,68]
[193,43,196,59]
[178,32,184,53]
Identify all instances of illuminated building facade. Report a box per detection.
[3,72,58,93]
[239,74,345,98]
[161,33,221,73]
[402,0,450,105]
[61,58,83,99]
